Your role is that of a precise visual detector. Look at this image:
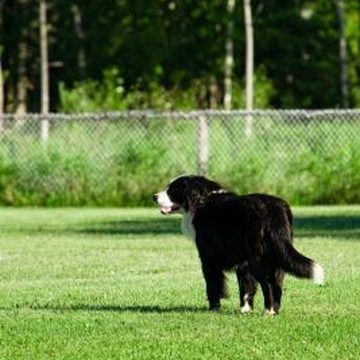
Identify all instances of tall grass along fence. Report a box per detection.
[0,110,359,206]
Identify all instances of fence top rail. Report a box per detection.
[0,109,360,121]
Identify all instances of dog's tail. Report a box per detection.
[269,218,324,285]
[278,241,324,284]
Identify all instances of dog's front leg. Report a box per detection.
[201,262,225,311]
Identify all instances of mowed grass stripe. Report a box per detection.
[0,207,359,359]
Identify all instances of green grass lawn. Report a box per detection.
[0,206,359,359]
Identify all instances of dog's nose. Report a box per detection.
[153,194,158,202]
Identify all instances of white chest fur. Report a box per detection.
[181,212,196,242]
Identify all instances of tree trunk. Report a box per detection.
[0,56,3,114]
[15,0,29,116]
[244,0,254,136]
[197,113,209,176]
[15,40,28,115]
[71,4,86,76]
[0,2,3,118]
[336,0,349,108]
[209,76,219,109]
[40,0,49,141]
[224,0,235,110]
[0,55,4,134]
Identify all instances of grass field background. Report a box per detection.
[0,206,359,359]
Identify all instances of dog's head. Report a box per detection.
[153,175,223,214]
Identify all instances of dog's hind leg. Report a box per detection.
[256,268,285,315]
[201,262,226,311]
[272,269,285,314]
[236,266,258,314]
[259,278,276,315]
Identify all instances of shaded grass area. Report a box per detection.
[0,207,359,359]
[0,206,358,238]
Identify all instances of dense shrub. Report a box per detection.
[59,67,273,112]
[0,116,358,206]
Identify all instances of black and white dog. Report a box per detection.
[153,175,324,315]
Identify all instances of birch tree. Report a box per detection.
[336,0,349,108]
[16,38,28,115]
[0,50,4,134]
[0,54,3,115]
[40,0,49,141]
[0,2,5,133]
[244,0,253,136]
[0,53,3,132]
[15,0,29,115]
[224,0,235,110]
[71,3,86,76]
[0,2,3,116]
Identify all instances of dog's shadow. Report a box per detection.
[76,218,180,236]
[9,212,359,239]
[76,214,360,239]
[2,304,208,314]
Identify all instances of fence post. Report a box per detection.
[197,112,209,176]
[41,114,49,142]
[245,111,253,137]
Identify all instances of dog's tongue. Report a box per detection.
[161,206,172,215]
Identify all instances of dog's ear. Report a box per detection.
[189,188,202,202]
[203,178,222,193]
[185,176,222,210]
[187,184,205,210]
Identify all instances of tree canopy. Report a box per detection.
[1,0,359,112]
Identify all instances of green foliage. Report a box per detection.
[59,68,127,112]
[346,0,360,106]
[3,0,359,111]
[0,207,359,359]
[59,66,273,111]
[211,119,360,205]
[0,152,16,205]
[0,116,358,206]
[59,68,199,111]
[232,67,274,108]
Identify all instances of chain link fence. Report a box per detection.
[0,110,359,206]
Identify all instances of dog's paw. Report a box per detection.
[263,308,277,316]
[240,303,253,314]
[209,305,221,312]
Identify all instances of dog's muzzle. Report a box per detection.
[153,191,180,214]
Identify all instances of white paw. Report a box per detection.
[263,308,276,316]
[240,302,252,314]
